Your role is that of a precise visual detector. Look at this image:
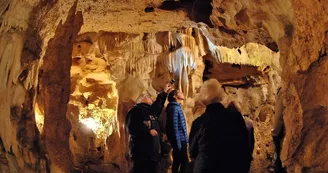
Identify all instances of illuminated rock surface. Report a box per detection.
[0,0,327,173]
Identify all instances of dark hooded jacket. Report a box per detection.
[189,102,251,173]
[125,92,167,162]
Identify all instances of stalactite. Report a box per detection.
[194,28,207,57]
[126,35,144,53]
[169,32,179,51]
[206,37,223,63]
[144,33,163,54]
[96,33,141,54]
[126,53,158,77]
[66,27,281,173]
[159,47,196,97]
[197,27,279,68]
[176,33,196,52]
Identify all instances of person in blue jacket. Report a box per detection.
[166,90,189,173]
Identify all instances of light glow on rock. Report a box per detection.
[35,103,44,134]
[78,105,117,139]
[80,117,100,132]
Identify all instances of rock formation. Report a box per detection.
[0,0,327,173]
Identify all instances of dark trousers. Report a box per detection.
[131,158,157,173]
[172,141,188,173]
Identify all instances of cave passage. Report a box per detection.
[58,29,281,173]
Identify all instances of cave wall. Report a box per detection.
[0,0,327,173]
[38,1,83,172]
[209,0,328,172]
[0,0,45,172]
[68,28,280,173]
[68,38,120,171]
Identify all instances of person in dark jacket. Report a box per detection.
[166,90,189,173]
[125,83,171,173]
[187,115,204,173]
[189,79,251,173]
[227,102,254,172]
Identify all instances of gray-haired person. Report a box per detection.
[189,79,250,173]
[125,83,171,173]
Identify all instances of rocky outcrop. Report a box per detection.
[38,1,83,172]
[66,27,280,172]
[0,0,45,172]
[68,39,119,170]
[210,0,328,172]
[0,0,281,171]
[0,0,327,173]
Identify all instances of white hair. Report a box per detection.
[196,79,226,106]
[136,92,151,103]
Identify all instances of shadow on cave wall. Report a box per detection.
[158,0,213,27]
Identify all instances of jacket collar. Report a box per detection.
[205,102,225,112]
[168,101,181,107]
[136,103,152,109]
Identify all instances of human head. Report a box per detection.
[168,90,185,104]
[196,79,226,106]
[136,92,153,105]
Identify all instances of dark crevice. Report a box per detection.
[142,33,148,41]
[266,41,279,52]
[187,0,213,26]
[10,106,20,121]
[159,1,184,10]
[284,22,294,38]
[237,48,242,54]
[111,162,121,170]
[0,138,4,152]
[144,7,155,13]
[223,83,261,89]
[4,3,10,13]
[159,0,213,26]
[232,63,241,69]
[297,52,328,75]
[18,69,29,83]
[218,26,239,36]
[202,58,213,81]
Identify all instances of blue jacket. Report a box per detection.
[166,102,188,150]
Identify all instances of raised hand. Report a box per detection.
[150,129,158,136]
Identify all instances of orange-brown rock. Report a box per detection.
[39,1,83,172]
[0,0,327,173]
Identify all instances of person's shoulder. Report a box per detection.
[129,103,145,112]
[191,116,204,127]
[168,101,180,105]
[194,115,203,122]
[244,117,254,126]
[226,109,243,121]
[167,102,180,109]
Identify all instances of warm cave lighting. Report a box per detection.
[35,103,44,134]
[80,117,100,132]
